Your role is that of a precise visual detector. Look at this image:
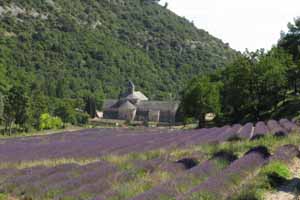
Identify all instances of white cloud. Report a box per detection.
[160,0,300,51]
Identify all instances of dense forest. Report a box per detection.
[181,17,300,126]
[0,0,237,133]
[0,0,236,99]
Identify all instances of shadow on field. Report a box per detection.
[212,150,238,162]
[250,134,265,141]
[176,158,198,169]
[271,176,300,195]
[274,131,288,138]
[227,134,242,142]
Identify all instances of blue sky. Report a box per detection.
[159,0,300,52]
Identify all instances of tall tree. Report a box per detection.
[28,91,49,128]
[0,92,4,121]
[252,49,288,117]
[221,54,254,121]
[278,18,300,94]
[222,50,288,121]
[0,64,8,93]
[3,86,28,135]
[278,17,300,61]
[181,76,221,128]
[85,96,97,118]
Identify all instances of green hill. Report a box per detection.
[0,0,237,100]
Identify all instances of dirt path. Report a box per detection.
[265,158,300,200]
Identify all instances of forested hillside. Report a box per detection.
[0,0,237,100]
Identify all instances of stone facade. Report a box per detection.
[103,81,179,124]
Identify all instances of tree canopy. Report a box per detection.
[181,76,221,127]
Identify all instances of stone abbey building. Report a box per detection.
[103,81,179,124]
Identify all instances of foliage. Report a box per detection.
[261,161,291,179]
[221,49,288,122]
[180,76,221,127]
[278,17,300,61]
[0,64,8,93]
[278,17,300,94]
[180,17,300,124]
[74,112,89,125]
[0,93,3,121]
[27,91,48,128]
[0,0,236,102]
[84,96,97,118]
[39,113,63,130]
[3,86,28,134]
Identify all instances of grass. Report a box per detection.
[0,125,85,139]
[108,170,172,200]
[0,194,8,200]
[193,133,300,158]
[0,147,202,170]
[189,191,217,200]
[261,161,291,179]
[231,160,293,200]
[0,157,103,169]
[0,193,18,200]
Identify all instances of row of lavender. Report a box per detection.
[0,155,196,199]
[0,144,297,200]
[0,119,298,163]
[130,145,299,200]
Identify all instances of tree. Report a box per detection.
[54,101,76,124]
[84,96,97,118]
[222,50,288,122]
[3,86,28,135]
[278,17,300,61]
[94,88,105,111]
[278,18,300,94]
[0,64,8,93]
[28,91,48,128]
[181,76,221,128]
[252,49,288,118]
[0,92,4,121]
[221,54,254,121]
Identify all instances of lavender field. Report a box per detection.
[0,119,300,200]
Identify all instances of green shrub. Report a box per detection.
[260,161,291,188]
[231,188,264,200]
[39,113,63,130]
[184,117,196,125]
[261,161,291,179]
[74,112,89,125]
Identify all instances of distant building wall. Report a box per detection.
[118,109,136,121]
[103,110,119,119]
[159,111,176,123]
[135,110,149,122]
[148,110,160,122]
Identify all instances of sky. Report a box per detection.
[159,0,300,52]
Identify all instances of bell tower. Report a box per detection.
[128,80,135,94]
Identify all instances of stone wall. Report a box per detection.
[118,109,136,121]
[103,110,118,119]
